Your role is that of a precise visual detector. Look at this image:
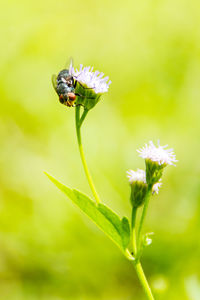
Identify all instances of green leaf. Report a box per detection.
[120,217,130,249]
[45,172,130,252]
[98,204,130,249]
[97,203,122,235]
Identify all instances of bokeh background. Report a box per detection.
[1,0,200,299]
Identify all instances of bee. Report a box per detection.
[52,68,77,107]
[52,59,96,108]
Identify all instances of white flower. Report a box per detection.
[127,169,146,184]
[69,63,111,94]
[127,169,162,194]
[152,181,162,194]
[137,141,177,166]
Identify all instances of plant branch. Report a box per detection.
[137,187,152,250]
[75,106,101,204]
[131,194,155,299]
[133,261,155,300]
[131,206,138,256]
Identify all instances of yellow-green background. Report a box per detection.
[1,0,200,299]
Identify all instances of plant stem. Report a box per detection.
[75,106,101,204]
[75,105,154,298]
[131,206,137,256]
[133,261,155,300]
[137,188,152,249]
[79,108,88,127]
[131,198,155,299]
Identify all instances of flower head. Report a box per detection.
[69,63,111,94]
[127,169,148,208]
[127,169,146,184]
[69,63,111,110]
[137,141,177,166]
[127,169,162,196]
[137,141,177,185]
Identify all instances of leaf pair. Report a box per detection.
[45,173,130,253]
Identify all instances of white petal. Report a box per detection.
[137,141,177,166]
[71,65,111,94]
[127,169,146,184]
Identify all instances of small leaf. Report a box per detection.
[120,217,130,249]
[98,203,122,235]
[45,173,126,252]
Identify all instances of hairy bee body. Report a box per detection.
[55,69,76,107]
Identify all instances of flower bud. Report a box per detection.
[127,169,148,208]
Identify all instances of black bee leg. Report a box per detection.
[75,93,82,97]
[79,82,95,90]
[73,78,94,90]
[75,93,95,99]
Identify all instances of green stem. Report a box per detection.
[79,107,88,127]
[131,202,155,300]
[137,187,152,249]
[133,261,155,300]
[75,106,101,204]
[131,206,137,256]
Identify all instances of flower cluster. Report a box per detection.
[127,141,176,208]
[127,169,162,194]
[70,63,111,94]
[137,141,177,166]
[53,62,111,110]
[69,63,111,110]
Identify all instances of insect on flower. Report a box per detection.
[52,59,111,109]
[52,60,78,107]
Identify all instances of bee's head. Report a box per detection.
[68,92,76,101]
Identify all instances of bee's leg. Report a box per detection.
[75,93,95,99]
[79,82,95,90]
[73,78,94,90]
[75,93,84,98]
[66,100,70,107]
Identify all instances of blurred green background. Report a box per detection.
[1,0,200,299]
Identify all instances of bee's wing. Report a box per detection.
[64,57,74,71]
[52,74,57,91]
